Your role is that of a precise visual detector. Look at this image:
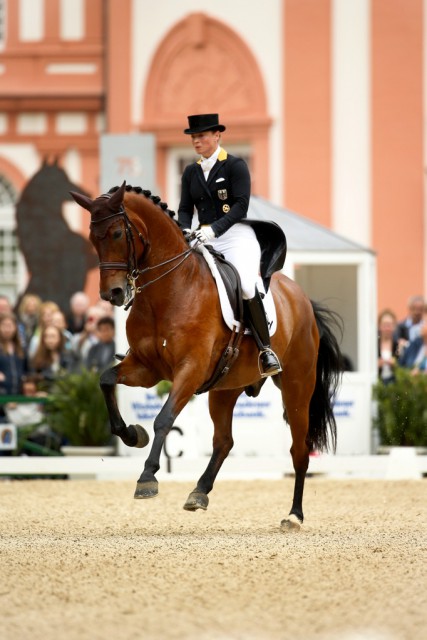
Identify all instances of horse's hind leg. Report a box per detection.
[183,388,241,511]
[280,367,316,530]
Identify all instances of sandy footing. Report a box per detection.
[1,478,426,640]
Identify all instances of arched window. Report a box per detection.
[0,174,22,303]
[142,13,270,202]
[0,175,17,205]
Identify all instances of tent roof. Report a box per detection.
[249,196,374,254]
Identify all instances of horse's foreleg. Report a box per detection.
[183,389,241,512]
[100,365,149,448]
[134,394,179,499]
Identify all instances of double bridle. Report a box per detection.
[90,199,193,307]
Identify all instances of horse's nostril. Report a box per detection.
[110,288,124,305]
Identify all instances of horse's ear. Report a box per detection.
[108,181,127,209]
[70,191,93,212]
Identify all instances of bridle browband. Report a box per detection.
[91,193,193,306]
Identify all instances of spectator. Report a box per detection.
[395,295,425,353]
[0,312,28,421]
[0,295,13,315]
[51,309,73,351]
[399,322,427,374]
[377,309,399,384]
[15,293,42,350]
[70,305,103,367]
[30,325,74,389]
[27,300,60,358]
[85,317,116,372]
[66,291,90,335]
[95,297,115,318]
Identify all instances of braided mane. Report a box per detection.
[108,185,176,219]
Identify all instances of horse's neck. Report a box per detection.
[129,203,187,266]
[131,223,204,313]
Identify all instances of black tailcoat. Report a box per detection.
[177,149,251,238]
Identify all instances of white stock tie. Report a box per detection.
[200,158,214,180]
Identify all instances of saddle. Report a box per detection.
[204,246,243,325]
[195,220,287,394]
[200,219,287,327]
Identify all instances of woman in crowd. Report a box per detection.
[27,300,60,358]
[0,312,28,395]
[377,309,399,384]
[0,312,28,421]
[30,324,74,389]
[15,293,42,350]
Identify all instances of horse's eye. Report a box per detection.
[113,229,122,240]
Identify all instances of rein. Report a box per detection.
[127,248,193,294]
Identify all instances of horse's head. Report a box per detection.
[70,181,148,306]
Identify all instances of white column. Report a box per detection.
[332,0,371,246]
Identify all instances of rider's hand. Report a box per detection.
[195,226,216,243]
[182,228,193,242]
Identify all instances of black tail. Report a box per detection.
[308,301,343,453]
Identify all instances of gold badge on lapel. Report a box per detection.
[222,204,230,213]
[217,189,228,200]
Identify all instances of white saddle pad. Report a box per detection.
[197,245,277,336]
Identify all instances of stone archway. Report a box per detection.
[142,12,271,197]
[0,157,27,195]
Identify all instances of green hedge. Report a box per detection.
[373,367,427,447]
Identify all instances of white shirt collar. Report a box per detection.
[200,146,222,175]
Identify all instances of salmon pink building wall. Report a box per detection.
[0,0,426,319]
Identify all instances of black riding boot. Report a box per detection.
[243,288,282,377]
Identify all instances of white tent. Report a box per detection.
[249,196,377,376]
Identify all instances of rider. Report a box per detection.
[178,113,282,378]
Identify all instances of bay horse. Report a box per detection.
[71,181,342,529]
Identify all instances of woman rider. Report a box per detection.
[178,113,282,378]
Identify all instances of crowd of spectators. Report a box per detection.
[0,291,116,428]
[377,294,427,384]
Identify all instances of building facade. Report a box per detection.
[0,0,425,318]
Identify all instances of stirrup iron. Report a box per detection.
[258,348,282,378]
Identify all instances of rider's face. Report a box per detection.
[190,131,220,158]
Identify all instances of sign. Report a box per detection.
[0,423,17,450]
[100,133,157,193]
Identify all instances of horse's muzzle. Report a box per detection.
[102,287,125,306]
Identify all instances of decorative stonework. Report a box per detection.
[144,13,268,125]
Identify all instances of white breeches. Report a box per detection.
[208,223,260,299]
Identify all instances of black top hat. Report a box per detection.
[184,114,226,134]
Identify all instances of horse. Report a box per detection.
[15,159,98,311]
[71,181,342,529]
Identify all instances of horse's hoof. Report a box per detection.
[132,424,150,448]
[280,514,302,531]
[134,481,158,499]
[183,490,209,511]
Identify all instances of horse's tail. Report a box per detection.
[308,301,343,453]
